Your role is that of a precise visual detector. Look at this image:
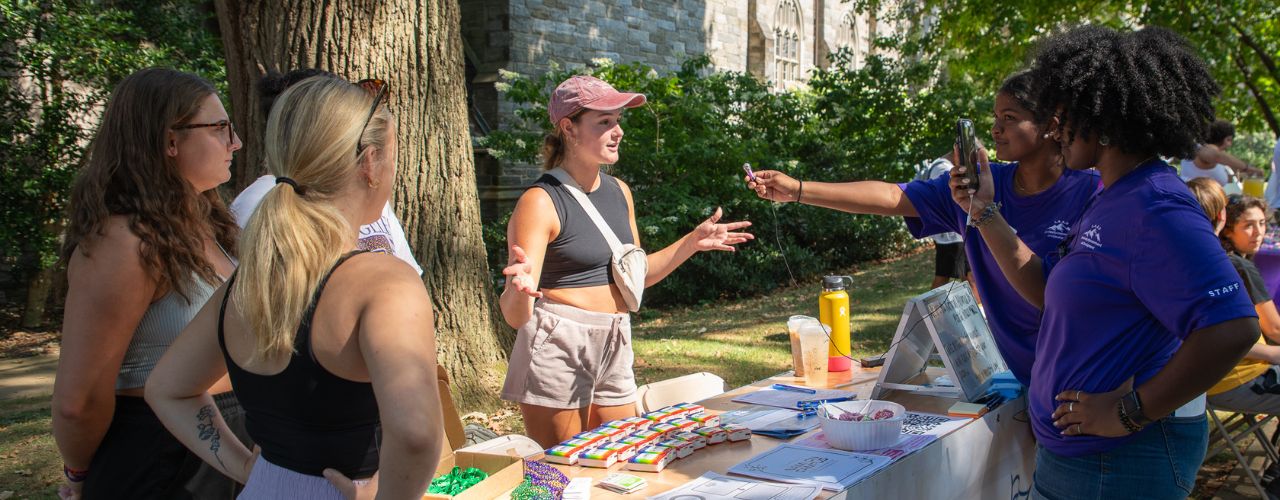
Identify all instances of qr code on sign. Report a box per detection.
[902,413,952,435]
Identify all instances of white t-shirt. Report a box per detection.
[915,158,963,245]
[230,175,423,276]
[1179,158,1232,186]
[1266,137,1280,209]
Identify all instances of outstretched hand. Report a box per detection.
[745,170,801,203]
[502,244,542,298]
[690,207,754,252]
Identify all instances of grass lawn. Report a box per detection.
[0,395,59,498]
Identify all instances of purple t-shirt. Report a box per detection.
[900,162,1100,384]
[1034,160,1257,457]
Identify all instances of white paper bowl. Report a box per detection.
[819,400,906,451]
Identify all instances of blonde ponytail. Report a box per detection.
[235,76,392,361]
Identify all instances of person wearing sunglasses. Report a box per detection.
[54,68,242,499]
[147,76,443,499]
[230,70,423,277]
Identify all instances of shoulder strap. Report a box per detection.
[217,271,238,354]
[547,168,626,252]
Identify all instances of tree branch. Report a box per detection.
[1231,22,1280,85]
[1233,49,1280,138]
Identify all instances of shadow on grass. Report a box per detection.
[1,395,60,499]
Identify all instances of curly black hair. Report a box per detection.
[998,70,1043,118]
[1206,119,1235,146]
[256,68,340,117]
[1027,25,1219,159]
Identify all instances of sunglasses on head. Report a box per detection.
[355,78,389,157]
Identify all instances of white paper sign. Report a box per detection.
[727,444,892,491]
[872,282,1007,402]
[647,472,821,500]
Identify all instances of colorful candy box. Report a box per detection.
[672,431,707,449]
[650,422,680,439]
[721,424,752,442]
[693,426,728,444]
[655,438,696,459]
[577,442,636,468]
[543,443,587,465]
[672,402,705,415]
[619,429,663,448]
[572,430,613,445]
[689,413,721,428]
[620,416,653,431]
[626,445,675,472]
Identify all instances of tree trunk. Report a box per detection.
[214,0,511,409]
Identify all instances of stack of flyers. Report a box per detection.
[721,424,753,442]
[688,413,721,428]
[673,431,707,449]
[626,445,675,472]
[578,441,636,468]
[656,438,696,459]
[598,473,647,494]
[650,422,680,438]
[693,425,728,444]
[620,429,663,448]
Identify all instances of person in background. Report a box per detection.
[954,26,1258,499]
[147,76,444,498]
[746,70,1095,385]
[53,68,241,499]
[1181,119,1265,185]
[1263,135,1280,212]
[499,75,753,447]
[914,157,979,302]
[230,69,422,276]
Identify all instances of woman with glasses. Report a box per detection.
[147,76,443,499]
[953,26,1258,498]
[53,68,241,499]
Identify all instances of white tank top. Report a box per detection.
[1179,159,1231,185]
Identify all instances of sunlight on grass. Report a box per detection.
[0,395,59,499]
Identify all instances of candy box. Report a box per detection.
[542,443,588,465]
[667,418,698,432]
[571,430,612,445]
[672,431,707,449]
[655,438,695,459]
[621,416,652,431]
[592,425,628,442]
[620,429,662,448]
[642,409,674,422]
[721,424,752,442]
[577,441,635,468]
[672,403,705,415]
[649,422,680,439]
[689,413,721,428]
[625,445,675,473]
[693,426,728,444]
[602,419,638,433]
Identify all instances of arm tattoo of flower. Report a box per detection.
[196,404,229,472]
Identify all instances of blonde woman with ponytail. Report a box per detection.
[499,75,754,446]
[147,77,444,499]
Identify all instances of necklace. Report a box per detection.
[1013,168,1048,196]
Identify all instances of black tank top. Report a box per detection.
[533,171,635,289]
[218,251,380,478]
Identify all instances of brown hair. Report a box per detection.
[541,111,583,171]
[1186,178,1226,226]
[62,68,238,300]
[1222,194,1269,252]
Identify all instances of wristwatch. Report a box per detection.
[1117,390,1152,433]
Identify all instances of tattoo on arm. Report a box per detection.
[196,404,229,473]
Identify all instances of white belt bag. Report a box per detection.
[547,168,648,312]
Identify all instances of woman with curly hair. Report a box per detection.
[952,26,1258,498]
[53,68,241,499]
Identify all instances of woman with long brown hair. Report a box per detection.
[53,67,241,498]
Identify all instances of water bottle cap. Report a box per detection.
[823,275,847,291]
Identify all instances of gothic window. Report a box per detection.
[773,0,802,89]
[837,12,862,68]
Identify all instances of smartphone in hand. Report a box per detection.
[956,119,979,190]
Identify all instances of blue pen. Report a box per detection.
[797,396,856,408]
[771,383,817,394]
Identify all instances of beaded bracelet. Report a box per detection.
[969,201,1002,227]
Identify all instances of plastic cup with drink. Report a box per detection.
[787,315,817,378]
[797,320,830,387]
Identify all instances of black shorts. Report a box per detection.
[934,242,969,279]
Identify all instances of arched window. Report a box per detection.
[837,11,862,68]
[773,0,802,89]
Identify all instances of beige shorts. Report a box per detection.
[501,300,636,409]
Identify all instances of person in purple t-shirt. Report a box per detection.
[953,26,1259,499]
[745,71,1098,385]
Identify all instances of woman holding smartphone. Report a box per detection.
[746,70,1097,385]
[499,75,753,447]
[953,26,1257,498]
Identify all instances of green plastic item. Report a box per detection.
[426,466,488,496]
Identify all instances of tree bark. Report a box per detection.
[214,0,511,409]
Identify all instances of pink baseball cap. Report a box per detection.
[548,75,646,124]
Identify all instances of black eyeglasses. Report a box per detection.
[172,120,235,146]
[355,78,388,157]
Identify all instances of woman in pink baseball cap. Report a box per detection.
[497,75,754,446]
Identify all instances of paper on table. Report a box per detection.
[647,471,821,500]
[729,388,857,409]
[726,444,891,491]
[794,431,937,460]
[717,408,819,432]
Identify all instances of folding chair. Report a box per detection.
[1206,405,1280,497]
[634,372,727,413]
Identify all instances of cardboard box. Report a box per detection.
[421,451,523,500]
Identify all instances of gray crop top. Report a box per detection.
[533,172,635,289]
[116,270,223,390]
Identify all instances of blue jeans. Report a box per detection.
[1032,415,1208,499]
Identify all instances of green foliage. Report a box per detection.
[0,0,224,298]
[478,53,989,306]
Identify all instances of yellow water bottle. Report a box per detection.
[819,275,853,372]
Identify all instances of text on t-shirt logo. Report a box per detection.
[1208,281,1242,298]
[1080,224,1102,249]
[357,234,395,255]
[1045,220,1071,240]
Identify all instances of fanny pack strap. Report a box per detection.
[547,168,627,252]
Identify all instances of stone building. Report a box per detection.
[460,0,891,216]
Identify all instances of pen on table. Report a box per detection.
[771,383,817,394]
[797,396,856,408]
